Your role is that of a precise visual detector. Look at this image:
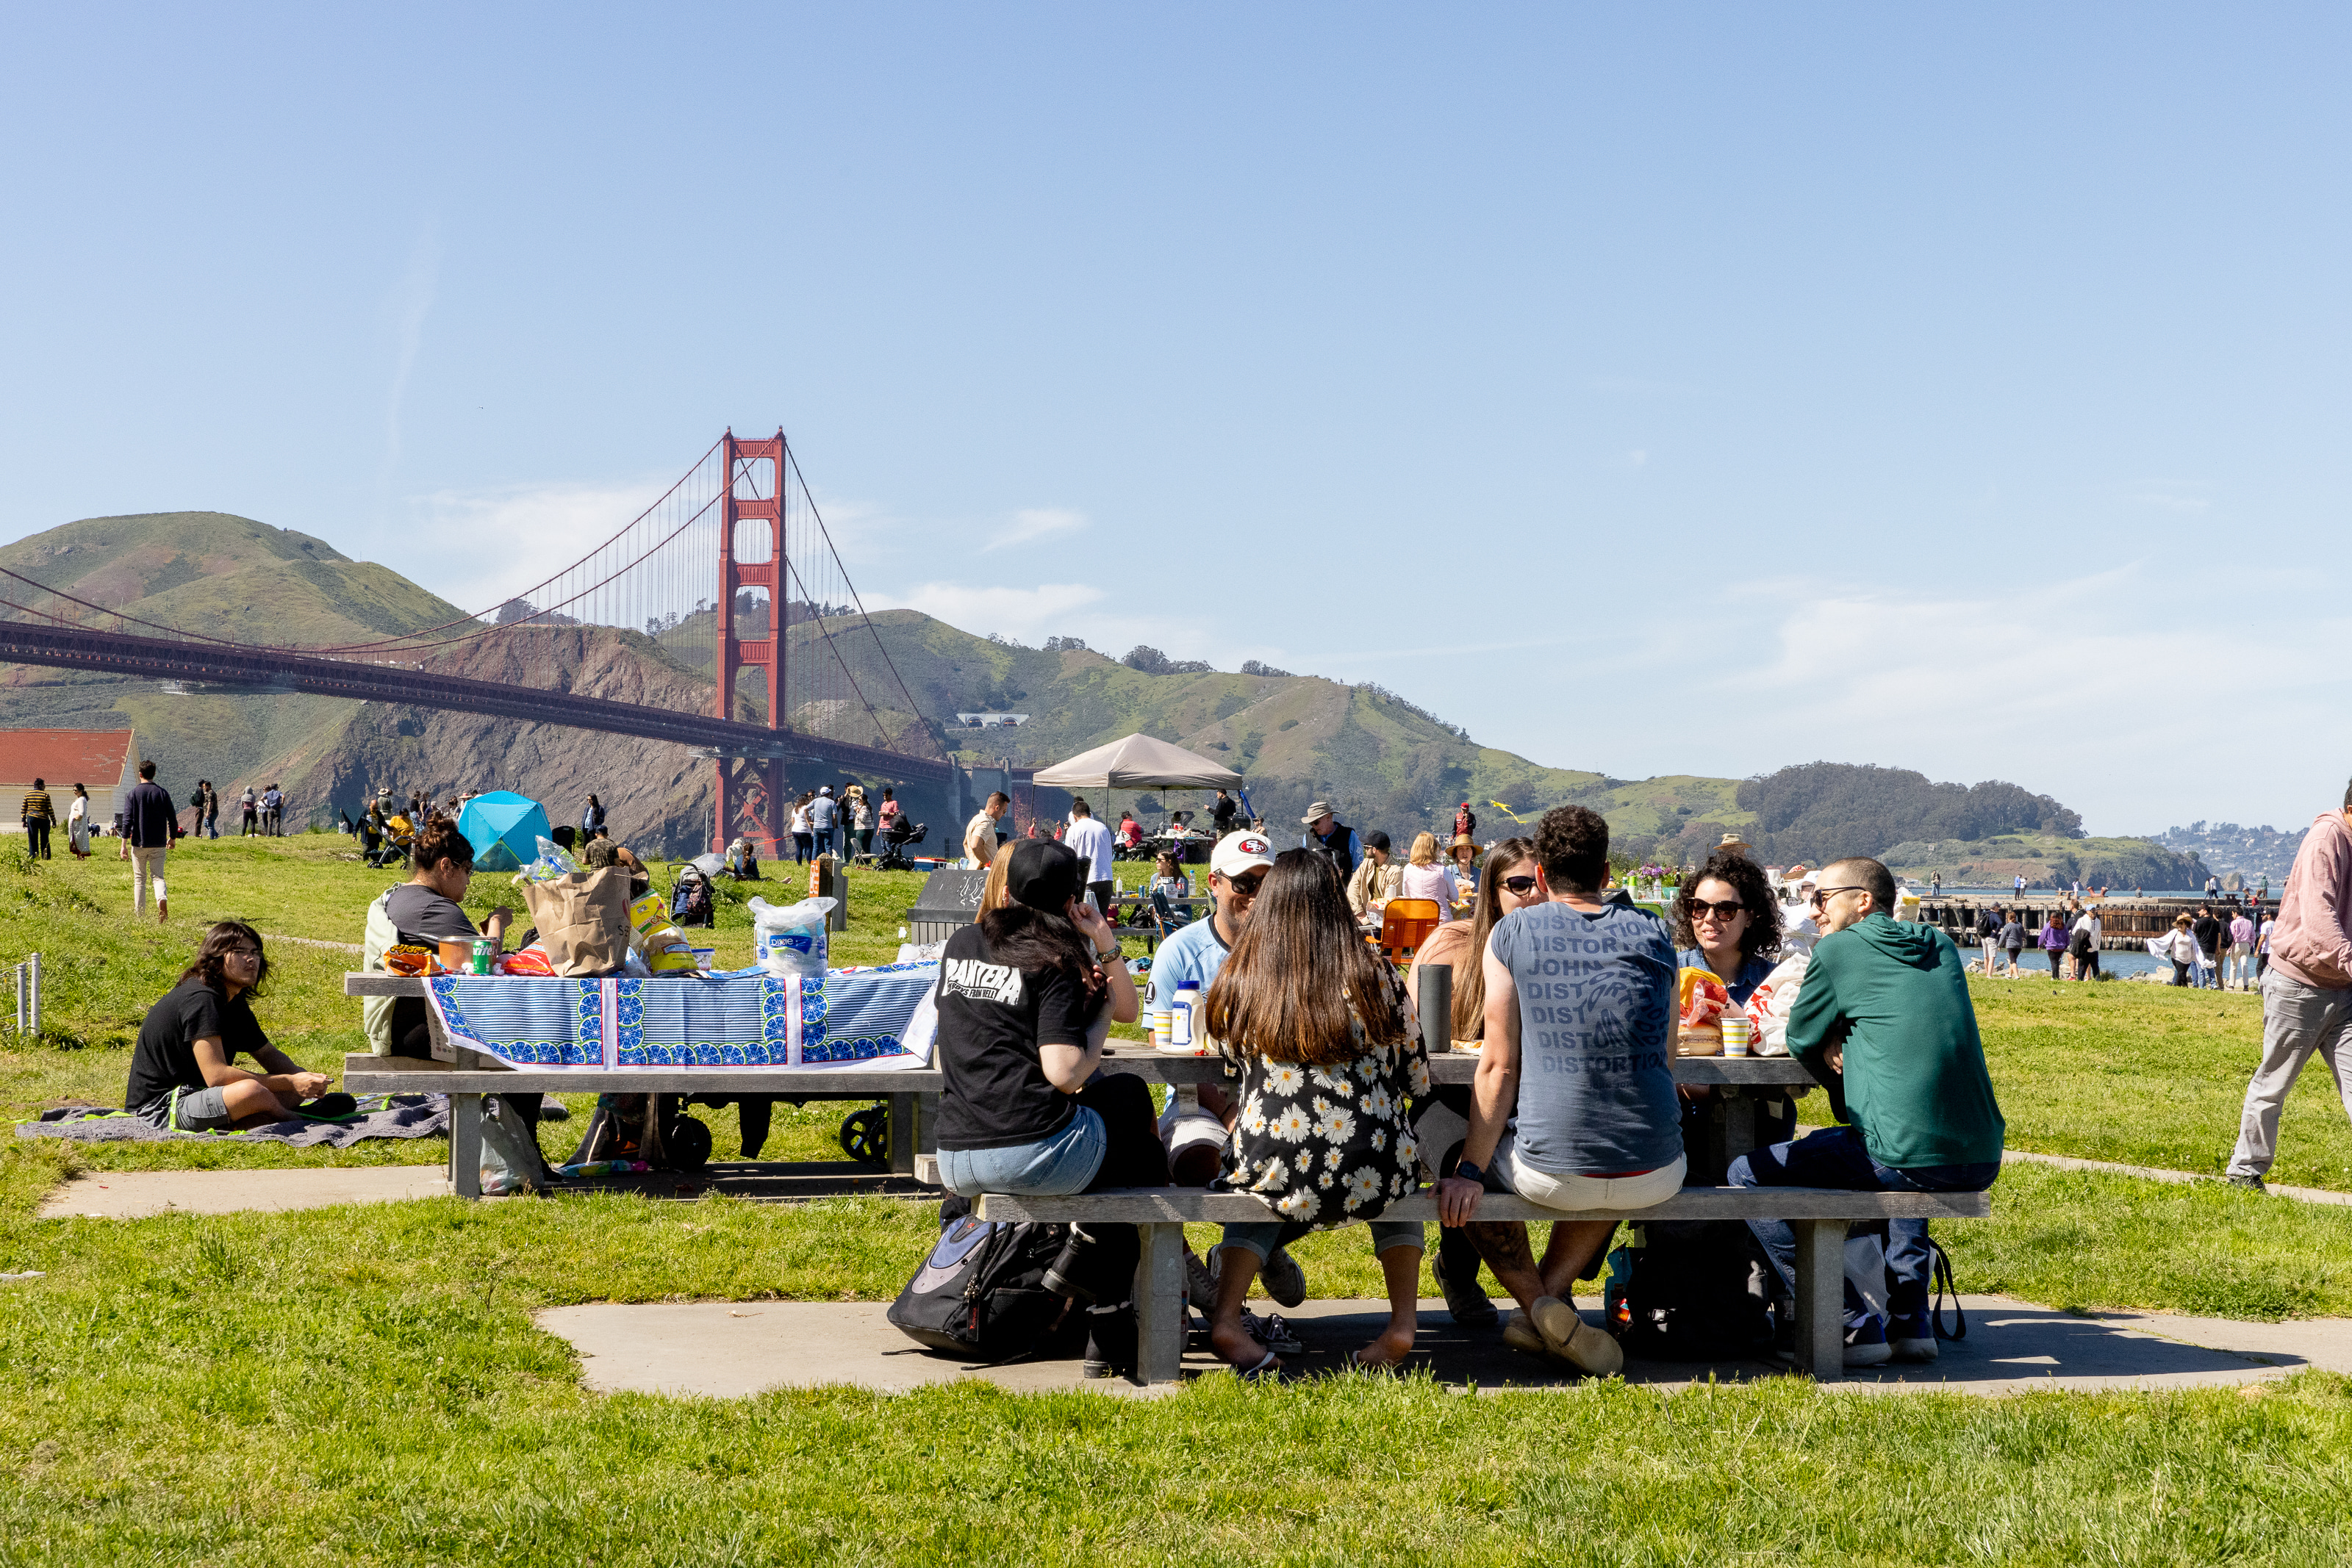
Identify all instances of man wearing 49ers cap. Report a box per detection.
[1147,829,1310,1314]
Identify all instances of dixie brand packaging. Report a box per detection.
[747,896,838,977]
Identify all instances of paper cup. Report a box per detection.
[1721,1013,1753,1057]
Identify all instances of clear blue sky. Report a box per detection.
[4,4,2347,835]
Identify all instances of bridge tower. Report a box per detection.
[712,430,789,854]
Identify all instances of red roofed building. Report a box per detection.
[2,730,140,832]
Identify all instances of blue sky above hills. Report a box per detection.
[3,4,2346,834]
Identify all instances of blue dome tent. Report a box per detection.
[457,791,552,873]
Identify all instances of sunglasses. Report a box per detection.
[1499,875,1539,895]
[1688,899,1746,921]
[1226,872,1267,896]
[1808,885,1868,908]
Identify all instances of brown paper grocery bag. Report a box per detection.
[520,868,634,977]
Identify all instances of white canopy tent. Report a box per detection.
[1033,734,1244,856]
[1032,733,1241,790]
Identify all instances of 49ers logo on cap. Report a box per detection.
[1238,835,1269,855]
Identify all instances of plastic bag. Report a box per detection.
[1744,952,1809,1057]
[628,891,700,974]
[514,835,583,886]
[748,896,836,977]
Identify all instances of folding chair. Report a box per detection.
[1377,899,1443,962]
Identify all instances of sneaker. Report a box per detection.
[1430,1248,1499,1326]
[1888,1311,1938,1364]
[1843,1315,1894,1369]
[1529,1295,1624,1378]
[2226,1173,2267,1193]
[1184,1247,1218,1310]
[537,1100,572,1123]
[1502,1312,1548,1360]
[1259,1245,1307,1309]
[1241,1310,1303,1355]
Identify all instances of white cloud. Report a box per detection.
[880,580,1107,639]
[986,507,1089,550]
[396,477,676,613]
[2131,490,2209,513]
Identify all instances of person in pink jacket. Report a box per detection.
[2225,781,2352,1192]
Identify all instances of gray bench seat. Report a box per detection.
[976,1186,1992,1385]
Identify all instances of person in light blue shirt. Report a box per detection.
[1151,832,1274,1010]
[809,787,839,858]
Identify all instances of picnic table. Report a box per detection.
[340,975,942,1198]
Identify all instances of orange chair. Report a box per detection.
[1377,899,1443,960]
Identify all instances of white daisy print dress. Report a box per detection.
[1212,964,1432,1230]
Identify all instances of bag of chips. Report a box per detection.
[384,943,439,977]
[628,891,700,974]
[495,944,559,977]
[1676,968,1729,1056]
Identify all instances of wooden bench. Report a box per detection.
[340,975,942,1198]
[977,1185,1992,1385]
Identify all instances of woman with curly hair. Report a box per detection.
[1671,849,1792,1173]
[1673,849,1784,1002]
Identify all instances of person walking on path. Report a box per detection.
[19,778,55,861]
[122,760,177,923]
[201,780,219,839]
[66,784,91,860]
[2040,913,2068,979]
[1061,797,1115,918]
[2000,911,2026,978]
[2229,909,2257,990]
[2225,782,2352,1193]
[1976,905,2002,975]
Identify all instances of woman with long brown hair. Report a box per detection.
[126,922,351,1130]
[1405,836,1543,1323]
[1198,849,1431,1377]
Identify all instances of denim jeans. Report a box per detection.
[938,1105,1108,1198]
[814,829,834,859]
[1728,1125,1999,1325]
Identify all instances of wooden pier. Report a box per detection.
[1913,895,2264,952]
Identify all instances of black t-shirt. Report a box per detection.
[933,923,1101,1153]
[384,884,478,946]
[126,979,270,1110]
[2193,916,2223,952]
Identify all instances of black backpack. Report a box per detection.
[1610,1220,1774,1361]
[887,1211,1079,1361]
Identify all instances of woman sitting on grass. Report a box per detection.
[1199,849,1432,1377]
[126,922,353,1131]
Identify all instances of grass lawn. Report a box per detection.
[7,837,2352,1561]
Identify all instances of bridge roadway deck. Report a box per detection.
[0,619,950,783]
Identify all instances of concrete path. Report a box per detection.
[535,1292,2352,1400]
[2001,1148,2352,1206]
[39,1166,452,1219]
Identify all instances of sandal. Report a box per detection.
[1241,1310,1302,1355]
[1233,1349,1283,1382]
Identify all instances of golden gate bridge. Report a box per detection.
[0,431,956,852]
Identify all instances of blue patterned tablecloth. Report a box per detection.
[423,963,936,1070]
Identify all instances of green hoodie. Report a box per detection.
[1786,913,2006,1169]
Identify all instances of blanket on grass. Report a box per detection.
[15,1093,449,1146]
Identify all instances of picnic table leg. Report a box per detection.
[1720,1090,1756,1167]
[1133,1222,1187,1384]
[1791,1218,1845,1382]
[449,1093,484,1200]
[889,1093,917,1176]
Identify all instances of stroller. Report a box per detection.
[670,863,717,929]
[874,815,928,871]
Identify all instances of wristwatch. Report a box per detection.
[1454,1160,1484,1184]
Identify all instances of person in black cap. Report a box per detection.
[931,838,1168,1376]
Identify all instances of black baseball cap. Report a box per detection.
[1005,838,1084,913]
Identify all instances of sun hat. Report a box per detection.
[1211,832,1277,880]
[1301,801,1334,824]
[1005,838,1084,913]
[1718,832,1752,854]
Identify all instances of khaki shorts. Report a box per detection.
[1494,1130,1685,1212]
